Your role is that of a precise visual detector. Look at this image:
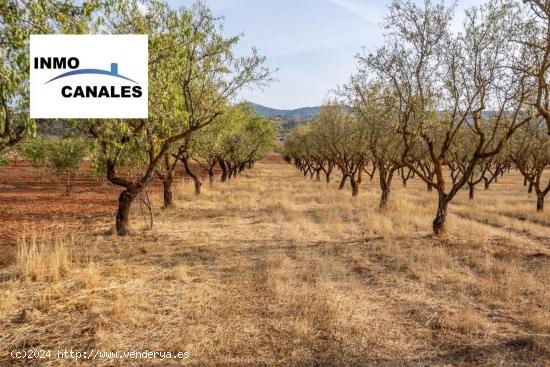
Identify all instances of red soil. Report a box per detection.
[0,159,118,248]
[0,153,283,248]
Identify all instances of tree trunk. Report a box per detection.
[116,189,137,236]
[220,160,228,182]
[339,174,348,190]
[432,193,449,236]
[379,167,395,209]
[315,169,320,181]
[350,176,359,197]
[468,183,474,200]
[379,188,389,209]
[162,176,174,208]
[208,169,214,185]
[325,172,331,183]
[537,192,544,212]
[484,178,489,190]
[524,176,528,186]
[182,154,201,195]
[65,170,71,196]
[528,182,534,193]
[194,178,202,194]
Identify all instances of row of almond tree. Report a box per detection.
[284,0,550,236]
[1,0,277,235]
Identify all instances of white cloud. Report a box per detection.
[326,0,381,24]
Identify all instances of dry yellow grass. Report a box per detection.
[0,158,548,366]
[15,231,73,282]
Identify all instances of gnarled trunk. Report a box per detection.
[220,160,228,182]
[432,193,449,236]
[379,188,389,209]
[182,154,202,195]
[339,174,348,190]
[208,169,214,185]
[116,189,138,236]
[468,183,474,200]
[379,167,388,209]
[537,192,544,212]
[350,176,359,197]
[162,176,174,208]
[378,166,395,209]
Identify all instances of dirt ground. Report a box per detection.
[0,160,117,251]
[0,156,234,250]
[0,155,548,366]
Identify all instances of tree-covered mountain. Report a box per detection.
[250,103,320,135]
[251,103,320,119]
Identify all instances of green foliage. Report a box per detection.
[215,103,278,163]
[18,137,48,168]
[285,102,365,171]
[45,138,88,178]
[0,0,103,154]
[84,1,271,189]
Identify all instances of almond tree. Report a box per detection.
[516,0,550,134]
[285,124,331,182]
[314,103,367,196]
[509,121,550,211]
[342,79,404,209]
[217,106,277,180]
[447,128,491,200]
[284,124,313,177]
[187,107,241,185]
[480,151,511,190]
[0,0,99,156]
[285,103,368,196]
[45,137,88,195]
[87,1,271,235]
[151,2,271,207]
[365,0,533,235]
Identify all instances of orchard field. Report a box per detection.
[2,0,550,365]
[0,154,548,366]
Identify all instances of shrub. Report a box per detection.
[45,138,88,195]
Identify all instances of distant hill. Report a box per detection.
[250,103,320,135]
[251,103,320,119]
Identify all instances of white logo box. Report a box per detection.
[30,34,148,119]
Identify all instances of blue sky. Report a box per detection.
[169,0,480,109]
